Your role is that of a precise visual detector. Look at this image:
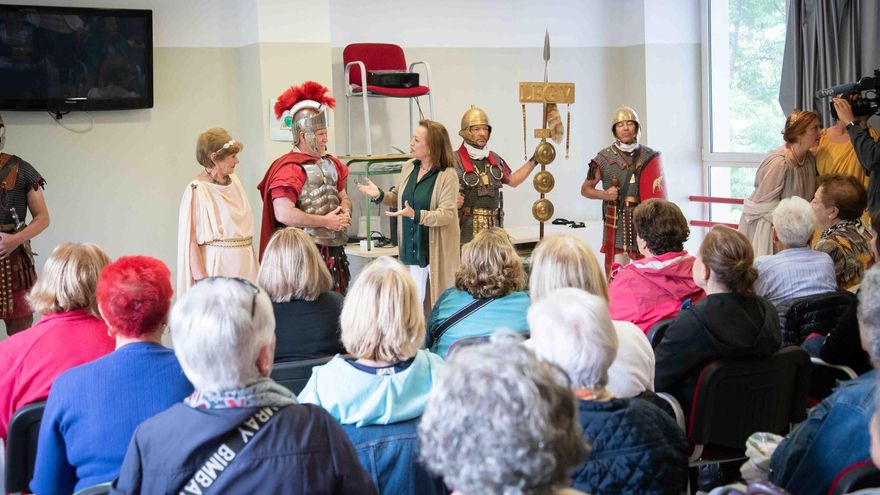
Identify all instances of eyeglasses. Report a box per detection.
[214,139,236,154]
[197,276,260,317]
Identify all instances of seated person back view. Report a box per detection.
[608,199,705,333]
[530,234,655,398]
[529,288,689,495]
[769,264,880,495]
[298,257,445,494]
[257,227,345,363]
[418,332,591,495]
[811,173,874,290]
[427,228,529,357]
[110,277,374,494]
[0,243,113,442]
[754,197,837,305]
[31,257,193,495]
[654,226,781,414]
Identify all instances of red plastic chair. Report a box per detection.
[343,43,434,155]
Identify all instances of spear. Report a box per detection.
[543,29,550,83]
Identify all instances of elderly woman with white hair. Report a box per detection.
[419,332,590,495]
[298,256,445,493]
[529,234,655,398]
[110,277,374,494]
[753,196,836,305]
[529,288,688,495]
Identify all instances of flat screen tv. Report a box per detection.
[0,4,153,112]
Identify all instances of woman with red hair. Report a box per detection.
[31,256,193,495]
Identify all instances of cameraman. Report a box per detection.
[833,98,880,210]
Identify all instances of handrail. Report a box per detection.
[689,195,744,205]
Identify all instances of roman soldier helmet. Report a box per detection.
[610,105,640,141]
[274,81,336,143]
[458,105,492,145]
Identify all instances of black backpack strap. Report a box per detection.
[428,297,494,349]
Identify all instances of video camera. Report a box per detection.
[816,69,880,119]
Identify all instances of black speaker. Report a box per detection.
[367,70,419,89]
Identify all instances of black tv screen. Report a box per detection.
[0,4,152,111]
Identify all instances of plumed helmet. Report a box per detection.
[459,105,492,144]
[274,81,336,140]
[610,105,640,140]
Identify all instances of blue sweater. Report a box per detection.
[31,342,193,494]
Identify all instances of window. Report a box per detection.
[702,0,787,223]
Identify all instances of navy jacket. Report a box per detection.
[110,403,376,494]
[572,398,689,495]
[342,418,448,495]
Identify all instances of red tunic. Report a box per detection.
[256,152,348,259]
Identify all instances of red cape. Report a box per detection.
[256,151,347,259]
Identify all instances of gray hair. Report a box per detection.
[858,265,880,365]
[418,332,590,495]
[528,288,618,390]
[772,197,816,247]
[170,277,275,393]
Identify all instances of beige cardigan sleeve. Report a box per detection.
[418,167,458,227]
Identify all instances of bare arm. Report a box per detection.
[0,187,49,257]
[272,197,349,231]
[338,189,353,215]
[580,166,617,201]
[506,158,538,188]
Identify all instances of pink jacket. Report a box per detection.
[0,309,113,439]
[608,251,705,334]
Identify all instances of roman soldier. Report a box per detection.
[257,81,352,293]
[580,106,665,276]
[456,106,539,244]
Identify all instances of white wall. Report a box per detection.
[1,0,704,330]
[330,0,704,248]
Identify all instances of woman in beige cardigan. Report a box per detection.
[357,120,460,309]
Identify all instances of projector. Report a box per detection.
[367,70,420,88]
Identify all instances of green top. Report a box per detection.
[398,161,439,267]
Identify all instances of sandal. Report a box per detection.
[552,218,571,225]
[569,221,586,229]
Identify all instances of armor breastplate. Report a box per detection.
[594,145,657,201]
[460,156,504,210]
[297,158,347,246]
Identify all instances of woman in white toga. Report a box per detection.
[177,128,259,295]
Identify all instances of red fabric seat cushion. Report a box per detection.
[350,84,430,97]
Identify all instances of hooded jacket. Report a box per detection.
[608,251,705,333]
[297,350,444,427]
[654,293,781,413]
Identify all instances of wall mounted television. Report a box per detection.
[0,4,153,112]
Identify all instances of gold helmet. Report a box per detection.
[459,105,492,145]
[610,105,640,140]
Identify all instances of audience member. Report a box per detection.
[257,227,345,363]
[427,228,529,357]
[418,332,590,495]
[769,264,880,495]
[0,242,112,441]
[530,234,655,398]
[31,256,193,495]
[811,173,873,290]
[110,277,373,493]
[814,208,880,375]
[654,226,781,413]
[529,288,689,495]
[298,257,445,493]
[754,197,836,305]
[608,198,705,333]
